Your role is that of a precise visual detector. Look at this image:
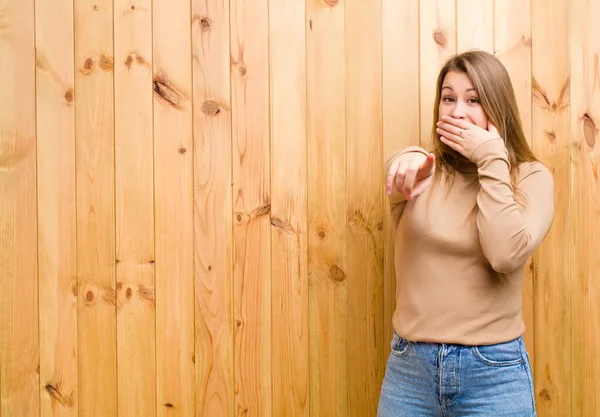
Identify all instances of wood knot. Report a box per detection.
[138,286,155,303]
[164,403,174,408]
[539,389,551,402]
[200,18,211,30]
[318,231,325,239]
[93,4,98,10]
[125,287,132,299]
[125,53,148,69]
[433,30,447,48]
[328,265,347,282]
[131,4,135,10]
[271,217,295,234]
[544,130,556,142]
[201,101,220,115]
[582,113,597,147]
[85,291,94,302]
[84,58,94,70]
[178,147,187,154]
[153,76,185,110]
[99,54,114,71]
[64,89,74,103]
[45,384,75,408]
[239,65,247,76]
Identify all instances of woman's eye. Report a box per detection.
[442,96,455,103]
[468,97,480,104]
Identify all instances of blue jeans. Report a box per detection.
[377,332,536,416]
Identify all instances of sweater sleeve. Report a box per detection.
[472,138,555,273]
[384,145,430,205]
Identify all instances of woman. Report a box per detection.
[378,50,554,416]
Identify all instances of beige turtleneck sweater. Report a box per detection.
[386,138,554,346]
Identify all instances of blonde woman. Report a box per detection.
[378,50,554,416]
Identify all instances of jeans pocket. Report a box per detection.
[390,332,412,358]
[473,338,524,367]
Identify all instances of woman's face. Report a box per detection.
[438,70,488,130]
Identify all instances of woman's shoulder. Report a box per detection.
[517,160,553,180]
[516,160,554,191]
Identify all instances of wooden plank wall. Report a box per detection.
[0,0,598,416]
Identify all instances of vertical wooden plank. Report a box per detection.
[569,0,600,415]
[74,0,117,414]
[153,0,195,413]
[36,0,78,414]
[114,0,156,415]
[269,0,309,416]
[230,0,272,415]
[456,0,494,53]
[531,0,571,415]
[494,0,532,143]
[0,0,39,414]
[381,0,420,357]
[192,1,234,416]
[345,1,383,416]
[420,0,456,147]
[494,0,535,369]
[306,1,347,415]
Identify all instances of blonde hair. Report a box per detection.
[429,50,538,197]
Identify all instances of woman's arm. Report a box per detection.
[472,139,555,273]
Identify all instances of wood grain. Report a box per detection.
[74,0,117,414]
[36,0,78,415]
[420,0,457,147]
[269,0,309,416]
[153,0,195,414]
[192,0,234,416]
[306,0,347,415]
[569,0,600,415]
[114,0,156,415]
[457,0,494,53]
[0,0,39,415]
[494,0,532,142]
[346,1,384,415]
[532,0,571,414]
[494,0,535,369]
[230,1,272,416]
[1,3,599,416]
[381,0,420,358]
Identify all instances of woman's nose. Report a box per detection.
[450,101,467,119]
